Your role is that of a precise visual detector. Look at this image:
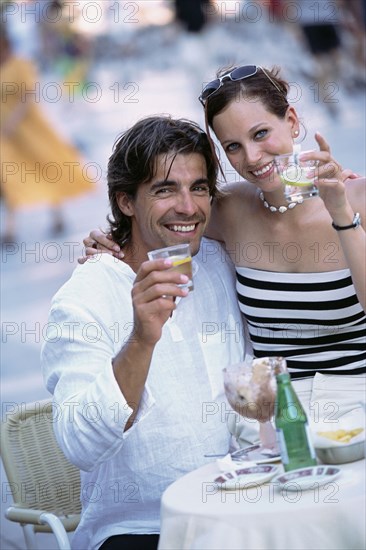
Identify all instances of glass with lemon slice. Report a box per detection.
[148,243,193,290]
[275,152,319,203]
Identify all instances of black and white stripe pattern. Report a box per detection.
[236,267,366,379]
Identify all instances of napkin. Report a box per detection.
[216,453,256,472]
[309,372,366,448]
[310,372,366,419]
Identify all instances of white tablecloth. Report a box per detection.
[159,459,366,550]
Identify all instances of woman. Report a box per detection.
[81,65,366,378]
[0,29,95,242]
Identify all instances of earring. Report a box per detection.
[293,122,307,144]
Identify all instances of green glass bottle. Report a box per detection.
[274,359,317,472]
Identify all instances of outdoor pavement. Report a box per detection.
[1,3,365,548]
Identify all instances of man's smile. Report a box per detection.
[165,223,197,233]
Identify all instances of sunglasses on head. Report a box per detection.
[198,65,284,106]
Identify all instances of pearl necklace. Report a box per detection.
[259,192,303,214]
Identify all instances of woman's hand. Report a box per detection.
[300,133,357,218]
[78,229,124,264]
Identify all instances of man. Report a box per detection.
[41,116,246,550]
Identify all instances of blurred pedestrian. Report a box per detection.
[38,0,92,92]
[338,0,366,88]
[293,0,342,113]
[37,0,65,71]
[1,0,42,62]
[0,28,96,243]
[174,0,208,33]
[260,0,284,21]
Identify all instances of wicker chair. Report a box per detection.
[1,399,81,550]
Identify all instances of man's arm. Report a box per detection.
[112,258,189,430]
[42,256,189,469]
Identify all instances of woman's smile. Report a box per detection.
[250,160,275,179]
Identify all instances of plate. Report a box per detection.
[273,466,341,491]
[231,444,281,464]
[214,465,278,490]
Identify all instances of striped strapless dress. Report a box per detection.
[236,267,366,378]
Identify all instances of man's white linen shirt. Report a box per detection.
[41,238,245,550]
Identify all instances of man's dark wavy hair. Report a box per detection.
[107,115,218,246]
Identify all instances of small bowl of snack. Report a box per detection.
[312,407,365,465]
[314,428,365,465]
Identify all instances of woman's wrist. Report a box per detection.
[332,212,361,231]
[329,204,355,227]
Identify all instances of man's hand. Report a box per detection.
[130,258,190,346]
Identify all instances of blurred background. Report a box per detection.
[1,1,365,548]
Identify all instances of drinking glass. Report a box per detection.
[147,243,193,291]
[223,357,279,452]
[274,152,319,204]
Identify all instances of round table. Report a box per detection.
[159,458,366,550]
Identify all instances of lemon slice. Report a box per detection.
[171,256,191,267]
[281,166,312,186]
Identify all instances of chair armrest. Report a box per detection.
[6,506,48,524]
[6,507,71,550]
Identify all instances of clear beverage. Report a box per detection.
[147,244,193,290]
[274,366,317,472]
[275,152,319,203]
[169,255,193,290]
